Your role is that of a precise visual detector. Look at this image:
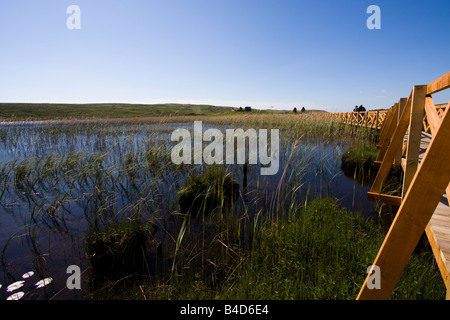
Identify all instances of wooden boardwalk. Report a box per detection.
[330,71,450,299]
[427,193,450,292]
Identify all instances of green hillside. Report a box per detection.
[0,103,235,120]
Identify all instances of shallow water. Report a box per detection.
[0,119,375,300]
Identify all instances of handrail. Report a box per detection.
[329,110,388,130]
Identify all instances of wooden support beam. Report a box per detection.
[370,94,412,195]
[402,86,427,197]
[394,99,408,168]
[377,108,392,145]
[375,104,398,164]
[425,96,441,135]
[358,104,450,300]
[367,192,402,206]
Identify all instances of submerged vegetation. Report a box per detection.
[0,111,444,300]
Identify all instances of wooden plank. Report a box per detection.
[424,96,450,200]
[402,86,427,197]
[358,104,450,300]
[377,107,394,148]
[375,104,398,163]
[373,110,379,130]
[394,99,408,167]
[426,195,450,288]
[426,224,449,287]
[367,192,402,206]
[425,96,441,135]
[427,71,450,95]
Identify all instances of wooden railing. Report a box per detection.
[329,110,388,130]
[353,71,450,300]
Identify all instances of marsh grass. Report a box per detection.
[177,166,239,218]
[341,145,378,174]
[134,198,445,300]
[0,113,443,300]
[341,145,379,185]
[84,220,152,282]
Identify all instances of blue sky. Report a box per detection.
[0,0,449,112]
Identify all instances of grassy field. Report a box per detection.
[0,102,328,121]
[0,103,236,120]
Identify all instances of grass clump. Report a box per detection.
[177,166,239,217]
[84,221,151,282]
[341,145,379,179]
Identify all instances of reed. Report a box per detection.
[0,113,442,300]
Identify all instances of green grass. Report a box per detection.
[0,103,236,120]
[131,198,445,300]
[84,220,152,282]
[0,102,330,122]
[341,145,379,180]
[177,166,239,217]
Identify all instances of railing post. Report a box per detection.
[375,110,379,130]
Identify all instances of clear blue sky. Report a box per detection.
[1,0,449,112]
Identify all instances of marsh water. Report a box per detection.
[0,119,377,299]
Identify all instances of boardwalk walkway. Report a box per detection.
[330,71,450,299]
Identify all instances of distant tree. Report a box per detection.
[293,107,297,113]
[301,107,306,113]
[239,107,243,112]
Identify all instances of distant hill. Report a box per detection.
[0,103,236,120]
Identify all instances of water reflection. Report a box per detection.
[0,119,375,299]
